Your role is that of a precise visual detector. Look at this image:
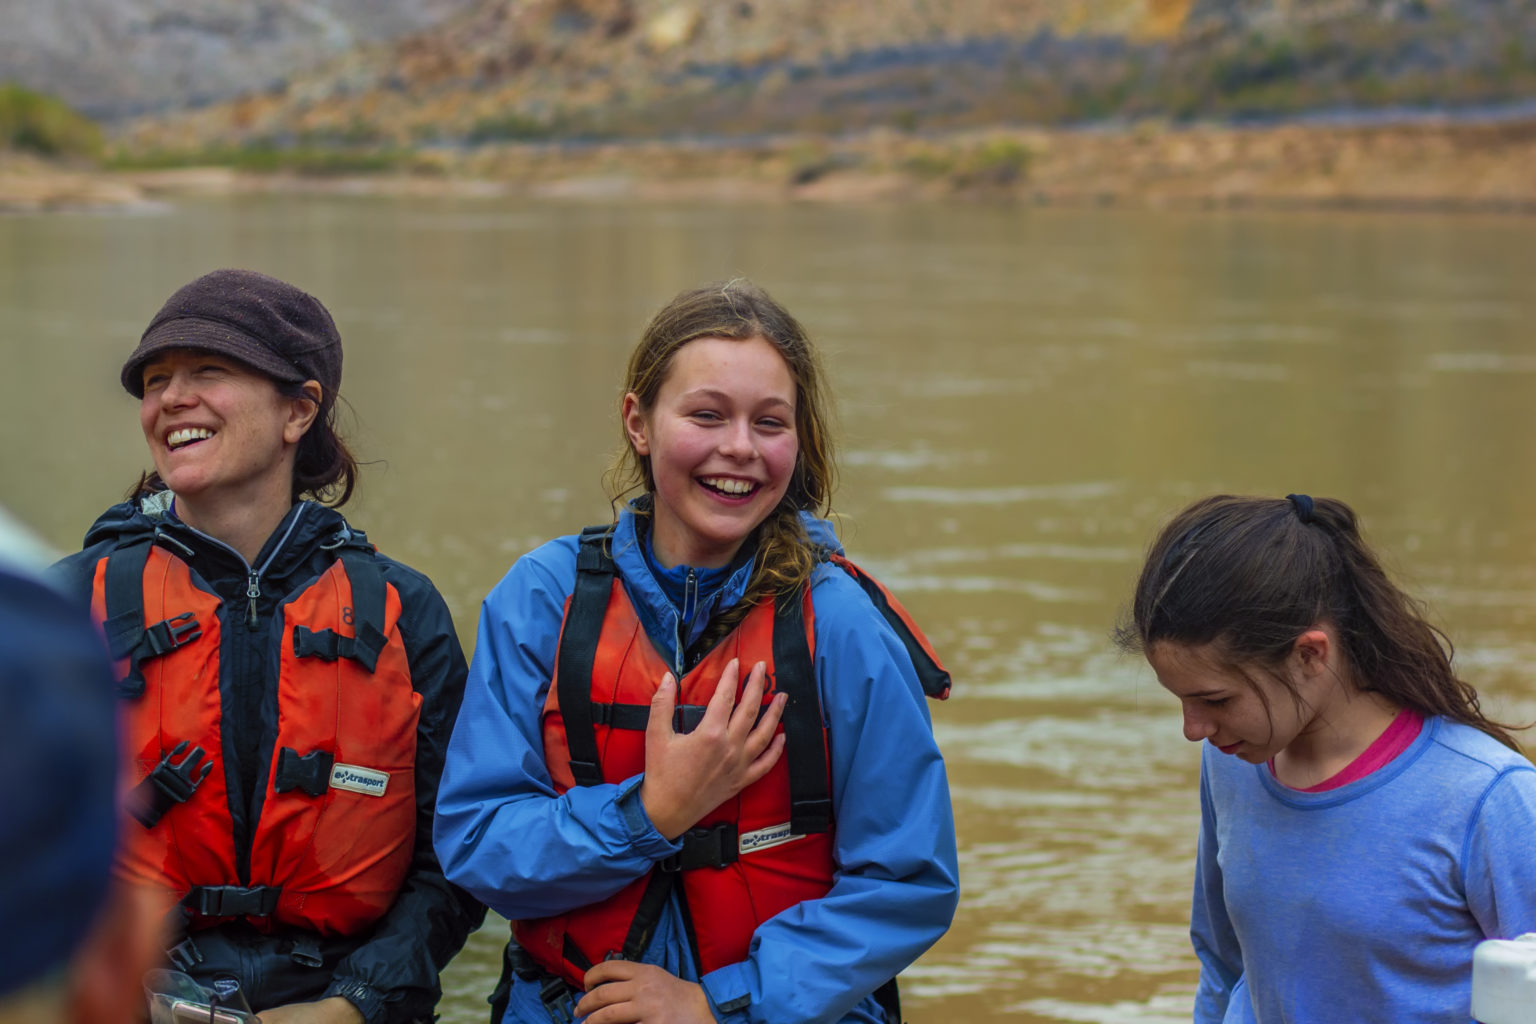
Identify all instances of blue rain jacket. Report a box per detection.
[434,507,959,1023]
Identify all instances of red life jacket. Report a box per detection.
[514,526,949,988]
[90,538,421,938]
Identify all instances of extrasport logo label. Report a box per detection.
[329,763,389,797]
[738,822,804,855]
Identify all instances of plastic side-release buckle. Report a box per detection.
[538,975,576,1023]
[183,884,282,918]
[166,936,203,972]
[143,611,201,656]
[129,740,213,828]
[659,822,739,873]
[273,747,336,798]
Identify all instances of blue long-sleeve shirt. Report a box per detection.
[1191,716,1536,1023]
[434,509,959,1024]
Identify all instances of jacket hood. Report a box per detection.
[606,504,843,675]
[80,493,359,582]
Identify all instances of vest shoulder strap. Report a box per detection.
[825,552,952,700]
[102,536,203,699]
[771,588,831,835]
[291,547,388,672]
[556,525,619,787]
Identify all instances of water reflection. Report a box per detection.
[3,197,1535,1021]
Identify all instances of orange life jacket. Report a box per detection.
[90,538,422,938]
[514,526,949,987]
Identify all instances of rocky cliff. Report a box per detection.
[7,0,1535,147]
[0,0,479,120]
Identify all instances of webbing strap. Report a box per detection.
[620,870,678,962]
[772,589,832,836]
[830,555,952,700]
[291,550,387,672]
[592,702,710,733]
[183,884,282,918]
[556,525,617,787]
[658,823,739,873]
[103,537,202,699]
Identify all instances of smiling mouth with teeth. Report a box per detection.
[167,427,215,450]
[699,476,758,497]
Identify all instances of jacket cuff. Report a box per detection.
[615,773,684,860]
[322,978,387,1024]
[701,962,754,1023]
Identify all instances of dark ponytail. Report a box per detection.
[1115,494,1524,751]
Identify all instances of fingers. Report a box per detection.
[742,730,787,787]
[702,658,743,724]
[727,661,769,737]
[646,673,678,742]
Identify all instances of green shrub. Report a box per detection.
[466,112,553,143]
[106,140,407,176]
[0,83,103,158]
[953,137,1030,188]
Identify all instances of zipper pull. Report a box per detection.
[682,568,698,626]
[246,571,260,628]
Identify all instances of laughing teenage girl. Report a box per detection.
[52,269,483,1023]
[1117,493,1536,1024]
[434,280,959,1024]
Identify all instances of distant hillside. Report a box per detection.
[0,0,479,120]
[61,0,1536,151]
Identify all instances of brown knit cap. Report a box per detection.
[121,269,342,405]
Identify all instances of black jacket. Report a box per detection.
[53,494,485,1024]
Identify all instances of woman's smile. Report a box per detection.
[624,334,799,569]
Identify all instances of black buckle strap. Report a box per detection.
[167,936,203,972]
[290,548,389,672]
[129,740,213,828]
[292,624,385,672]
[771,589,833,835]
[273,747,335,798]
[142,611,202,657]
[659,823,739,873]
[183,884,282,918]
[591,702,710,733]
[103,536,202,699]
[558,525,619,787]
[538,975,576,1023]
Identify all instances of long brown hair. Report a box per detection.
[608,280,836,640]
[1115,494,1523,751]
[126,375,359,507]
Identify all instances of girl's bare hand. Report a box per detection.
[574,961,714,1024]
[638,659,787,840]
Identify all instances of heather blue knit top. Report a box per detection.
[1192,716,1536,1023]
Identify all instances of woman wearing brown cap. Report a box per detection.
[51,269,483,1024]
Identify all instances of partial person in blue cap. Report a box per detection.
[0,508,161,1023]
[50,269,483,1024]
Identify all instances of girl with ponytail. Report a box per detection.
[1118,493,1536,1024]
[436,280,958,1024]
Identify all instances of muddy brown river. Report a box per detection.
[4,195,1534,1022]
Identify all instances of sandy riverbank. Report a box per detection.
[6,117,1536,213]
